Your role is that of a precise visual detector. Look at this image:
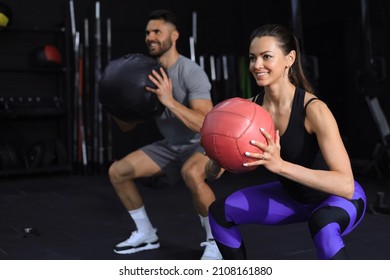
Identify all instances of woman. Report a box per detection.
[206,24,366,259]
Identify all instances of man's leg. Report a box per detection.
[109,149,163,254]
[181,152,222,260]
[181,152,215,216]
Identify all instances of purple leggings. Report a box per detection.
[209,181,366,259]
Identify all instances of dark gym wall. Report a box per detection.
[1,0,390,165]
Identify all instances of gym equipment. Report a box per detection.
[364,96,390,175]
[0,145,21,170]
[27,139,67,168]
[99,53,165,122]
[0,96,65,118]
[290,0,319,86]
[0,2,12,28]
[200,97,275,173]
[358,0,390,216]
[69,0,88,173]
[94,0,104,169]
[83,18,93,171]
[34,44,62,67]
[105,18,113,164]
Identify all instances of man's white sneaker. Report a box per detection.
[114,228,160,254]
[200,239,223,260]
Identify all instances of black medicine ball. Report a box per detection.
[99,53,166,122]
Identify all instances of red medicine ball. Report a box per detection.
[200,97,275,173]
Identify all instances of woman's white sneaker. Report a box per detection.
[200,239,223,260]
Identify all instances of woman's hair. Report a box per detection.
[250,24,314,93]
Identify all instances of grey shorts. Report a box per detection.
[140,140,204,184]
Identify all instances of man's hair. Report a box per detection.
[148,9,178,30]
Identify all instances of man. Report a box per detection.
[109,9,222,260]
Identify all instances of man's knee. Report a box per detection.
[108,159,135,184]
[181,157,205,184]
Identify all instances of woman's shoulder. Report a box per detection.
[303,91,322,106]
[303,91,333,122]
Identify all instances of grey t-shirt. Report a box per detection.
[155,55,212,146]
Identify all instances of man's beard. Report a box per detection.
[148,40,173,58]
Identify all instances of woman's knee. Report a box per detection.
[209,198,231,227]
[308,206,350,259]
[308,206,350,237]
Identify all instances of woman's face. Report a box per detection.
[249,36,292,87]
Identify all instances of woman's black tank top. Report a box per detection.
[252,87,329,204]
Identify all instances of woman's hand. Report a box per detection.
[243,128,283,173]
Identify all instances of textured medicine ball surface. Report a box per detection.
[99,53,165,122]
[201,97,275,173]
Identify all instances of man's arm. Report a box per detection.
[166,98,213,132]
[146,67,213,133]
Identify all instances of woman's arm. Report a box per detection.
[245,100,354,199]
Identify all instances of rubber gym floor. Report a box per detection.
[0,167,390,260]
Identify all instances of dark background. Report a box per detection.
[0,0,389,177]
[1,0,390,262]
